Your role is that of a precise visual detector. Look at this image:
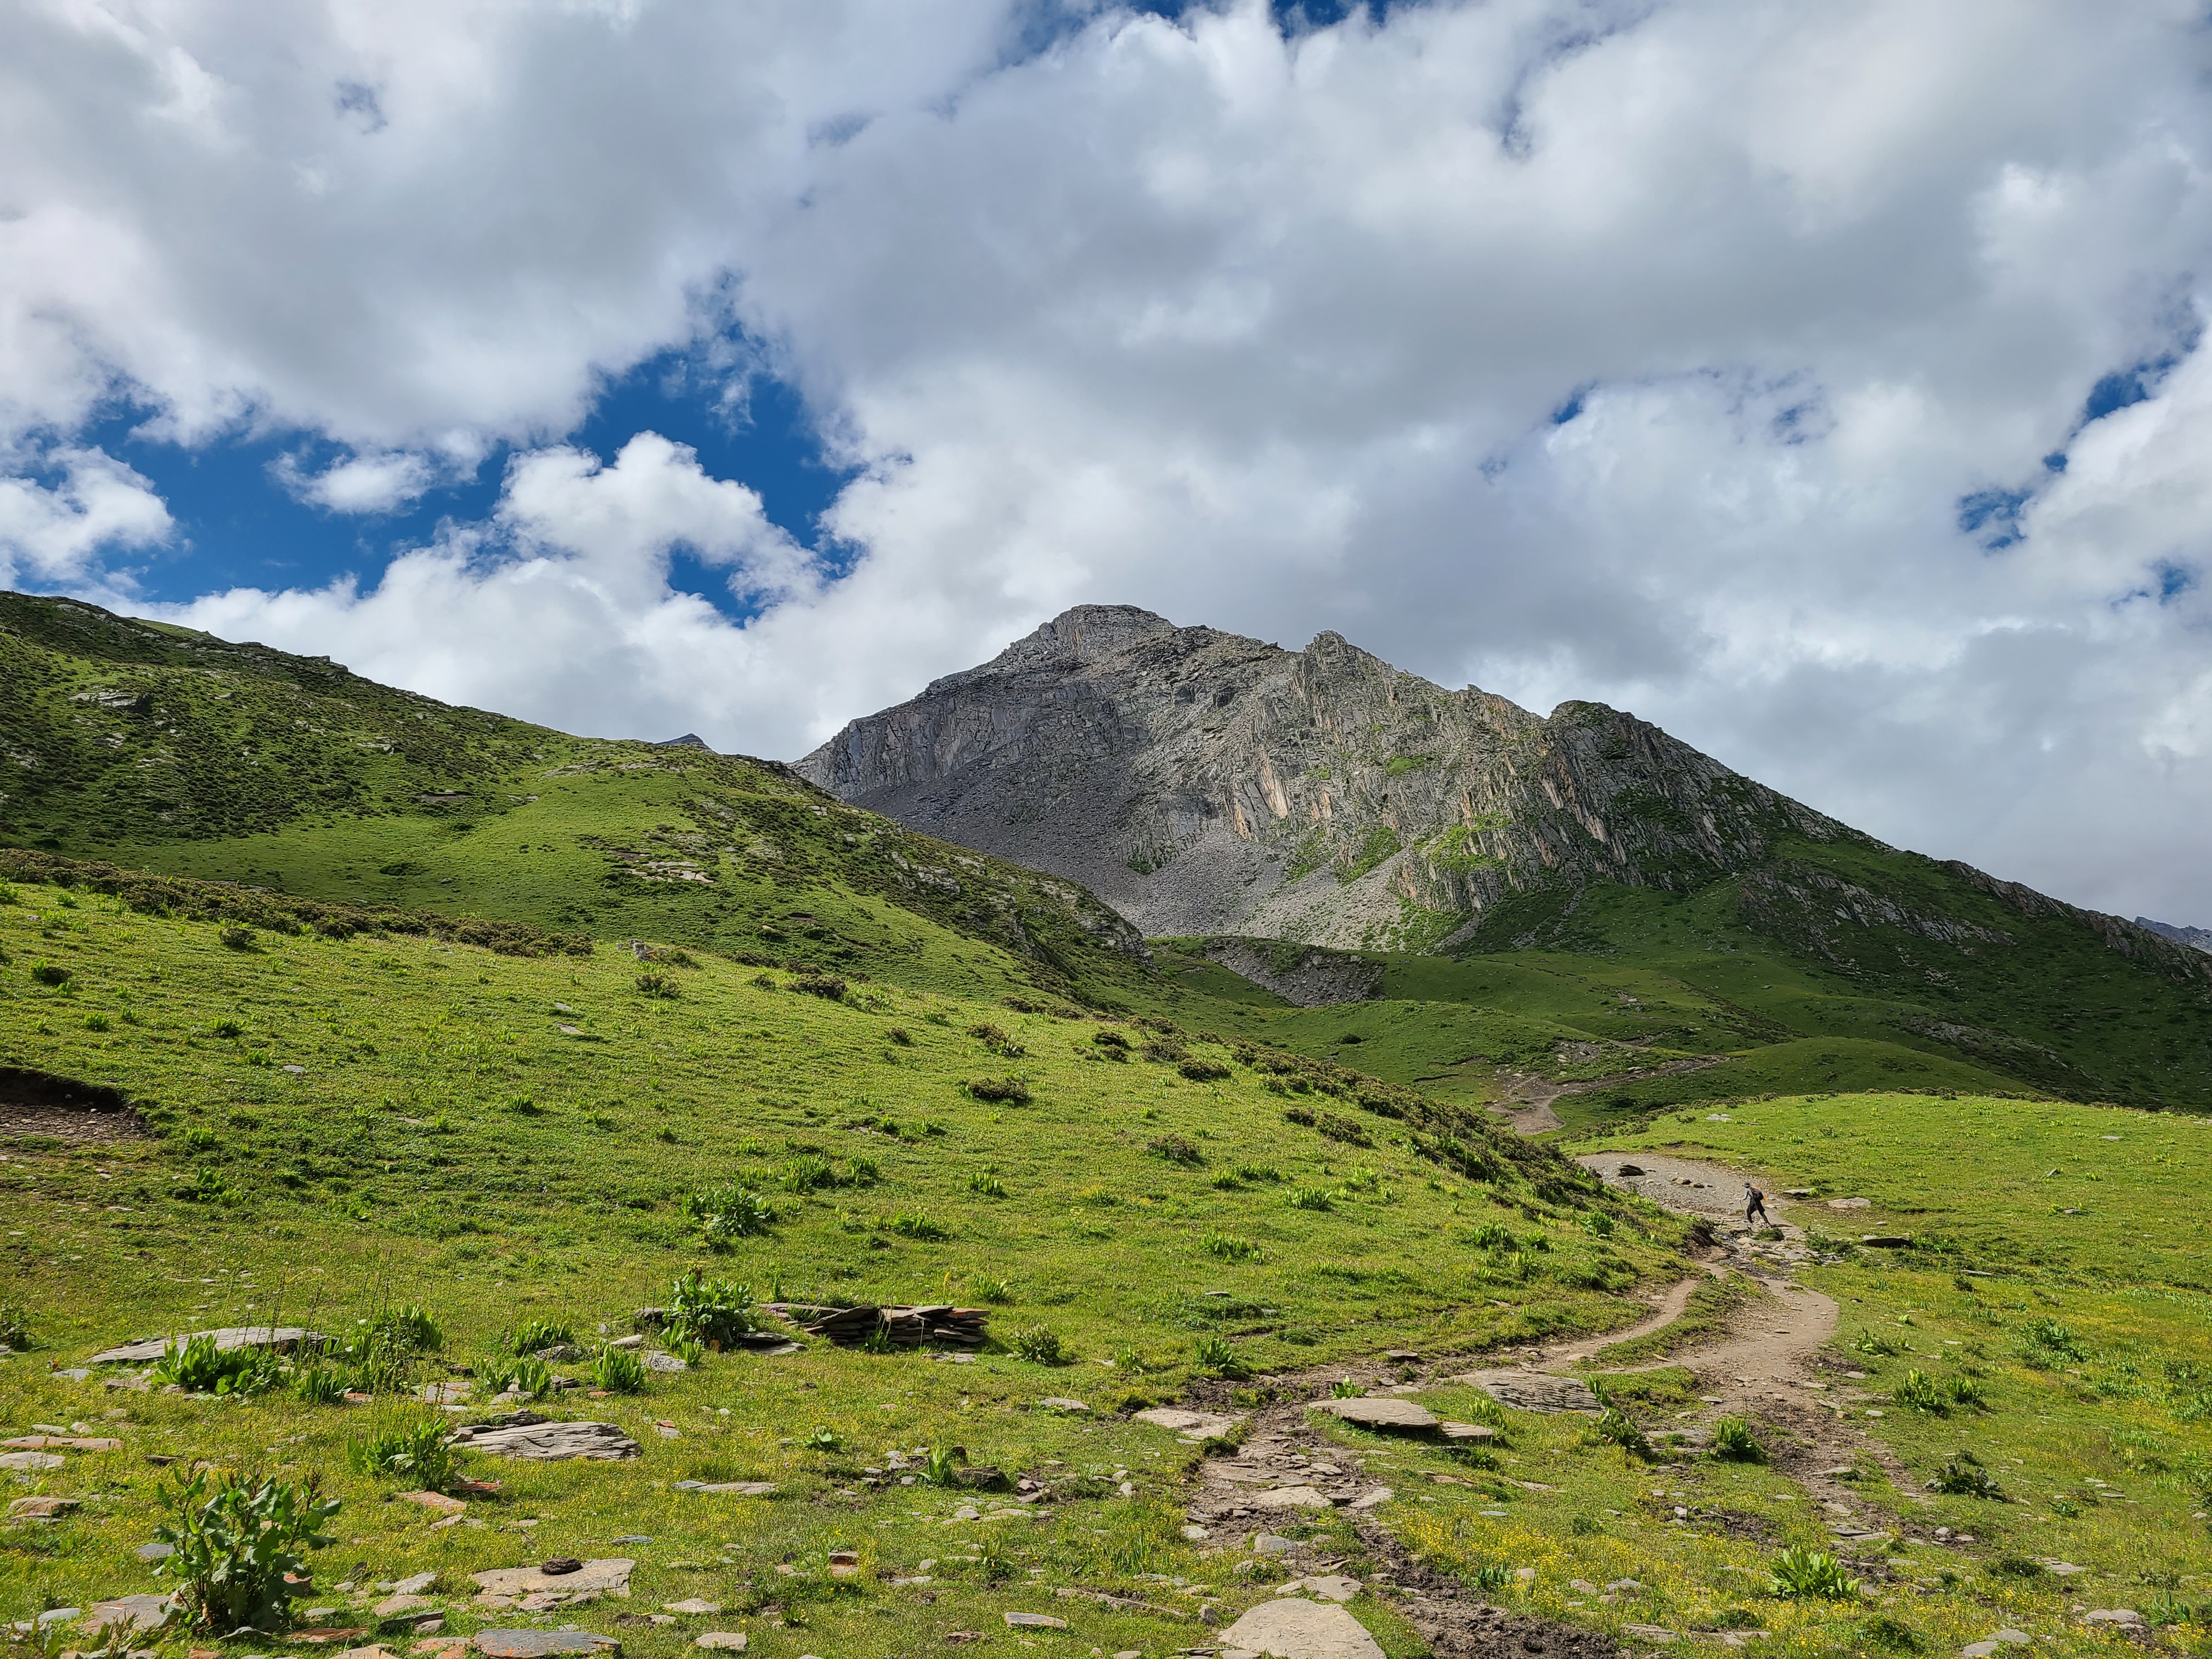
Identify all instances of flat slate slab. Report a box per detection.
[1217,1598,1386,1659]
[3,1435,122,1452]
[1250,1486,1334,1510]
[88,1325,323,1364]
[471,1633,620,1658]
[0,1452,63,1471]
[1132,1407,1243,1440]
[1315,1398,1437,1431]
[451,1418,641,1462]
[471,1560,634,1599]
[1455,1370,1602,1414]
[672,1480,778,1496]
[82,1593,176,1633]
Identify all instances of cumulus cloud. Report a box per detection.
[10,0,2212,920]
[0,448,173,588]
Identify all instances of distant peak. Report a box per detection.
[983,605,1178,672]
[654,733,713,752]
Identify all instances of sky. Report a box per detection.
[5,0,2212,926]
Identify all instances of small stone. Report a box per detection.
[1346,1487,1392,1510]
[402,1490,469,1515]
[1280,1576,1361,1603]
[693,1637,747,1652]
[1181,1525,1211,1541]
[83,1594,176,1633]
[7,1496,80,1519]
[449,1420,641,1462]
[2081,1610,2142,1627]
[1035,1397,1089,1413]
[663,1600,721,1616]
[1605,1579,1643,1593]
[1252,1486,1333,1510]
[392,1574,438,1596]
[1621,1626,1679,1643]
[1827,1198,1871,1210]
[1437,1422,1493,1442]
[470,1561,634,1600]
[1252,1533,1300,1554]
[1003,1613,1068,1630]
[375,1595,437,1619]
[137,1542,174,1562]
[1132,1407,1242,1441]
[0,1452,64,1471]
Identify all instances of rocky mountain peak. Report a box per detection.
[796,607,1854,950]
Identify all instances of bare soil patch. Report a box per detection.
[0,1065,147,1143]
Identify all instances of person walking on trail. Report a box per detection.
[1745,1182,1771,1226]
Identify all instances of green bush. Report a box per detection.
[153,1469,340,1633]
[1178,1057,1232,1081]
[1286,1184,1336,1211]
[890,1212,950,1241]
[968,1171,1008,1198]
[685,1182,776,1244]
[219,925,257,951]
[666,1269,758,1347]
[964,1075,1033,1104]
[1768,1547,1859,1600]
[481,1355,554,1400]
[919,1446,963,1488]
[0,1300,31,1350]
[30,962,72,986]
[592,1344,648,1393]
[348,1419,465,1491]
[634,972,678,997]
[1712,1415,1767,1463]
[1147,1134,1204,1167]
[1011,1325,1070,1365]
[1330,1379,1366,1399]
[154,1335,282,1396]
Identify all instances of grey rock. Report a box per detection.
[471,1560,634,1599]
[693,1636,747,1651]
[672,1480,778,1497]
[1003,1613,1068,1630]
[1251,1534,1301,1554]
[391,1573,438,1596]
[82,1594,175,1633]
[1216,1598,1386,1659]
[1456,1370,1602,1414]
[451,1418,641,1462]
[0,1452,63,1471]
[1251,1486,1333,1510]
[1132,1407,1242,1440]
[1316,1398,1436,1432]
[472,1632,620,1658]
[1959,1634,2032,1658]
[137,1542,174,1561]
[87,1326,323,1365]
[1278,1576,1361,1603]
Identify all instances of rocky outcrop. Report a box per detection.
[797,606,1852,949]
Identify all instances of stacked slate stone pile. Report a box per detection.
[764,1304,989,1347]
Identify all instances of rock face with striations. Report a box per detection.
[797,606,1848,952]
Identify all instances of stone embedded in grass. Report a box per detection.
[1252,1486,1333,1510]
[1278,1576,1361,1603]
[88,1325,323,1364]
[471,1633,621,1658]
[0,1452,63,1471]
[471,1559,634,1604]
[1034,1396,1088,1412]
[1002,1613,1068,1630]
[1216,1598,1385,1659]
[374,1595,437,1619]
[662,1599,721,1616]
[1437,1421,1493,1441]
[402,1489,469,1514]
[449,1415,641,1462]
[6,1496,78,1519]
[693,1637,747,1651]
[1455,1370,1601,1414]
[81,1593,176,1633]
[1132,1406,1242,1440]
[1315,1397,1436,1432]
[672,1480,778,1497]
[2,1435,122,1452]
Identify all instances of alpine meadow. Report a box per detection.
[3,591,2211,1659]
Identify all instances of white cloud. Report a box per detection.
[0,447,173,588]
[274,449,436,514]
[10,0,2212,922]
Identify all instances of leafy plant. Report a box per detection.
[1192,1335,1249,1379]
[968,1171,1008,1198]
[1330,1379,1367,1399]
[970,1274,1013,1305]
[291,1367,346,1406]
[592,1344,648,1393]
[686,1182,776,1244]
[1852,1329,1903,1358]
[506,1316,576,1355]
[634,972,679,998]
[804,1426,844,1452]
[1946,1375,1989,1410]
[1712,1415,1767,1463]
[1202,1232,1263,1262]
[1011,1325,1070,1365]
[348,1419,465,1491]
[1925,1451,2006,1499]
[890,1212,950,1241]
[1592,1405,1652,1459]
[1857,1616,1923,1652]
[1893,1370,1951,1414]
[482,1355,554,1400]
[1286,1184,1336,1211]
[153,1469,340,1634]
[0,1300,31,1350]
[1988,1555,2047,1582]
[919,1446,963,1488]
[1768,1547,1859,1600]
[154,1335,283,1396]
[665,1269,758,1348]
[1147,1134,1204,1167]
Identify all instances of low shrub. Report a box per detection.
[1987,1555,2047,1582]
[969,1022,1026,1057]
[153,1469,340,1633]
[686,1182,777,1244]
[1925,1451,2006,1499]
[291,1367,347,1406]
[970,1274,1013,1304]
[965,1076,1032,1104]
[592,1344,648,1393]
[1011,1325,1071,1365]
[481,1355,554,1400]
[1892,1370,1951,1414]
[30,962,72,986]
[634,972,678,998]
[1147,1133,1204,1166]
[348,1418,465,1491]
[792,974,848,1000]
[890,1212,950,1241]
[1178,1057,1232,1081]
[219,925,258,951]
[1768,1547,1859,1600]
[0,1300,31,1350]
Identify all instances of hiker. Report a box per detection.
[1745,1182,1771,1226]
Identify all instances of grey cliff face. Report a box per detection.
[795,606,1855,949]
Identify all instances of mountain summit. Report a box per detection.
[797,605,1853,949]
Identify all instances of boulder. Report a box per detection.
[1315,1398,1436,1432]
[88,1326,323,1364]
[450,1416,640,1462]
[1216,1599,1386,1659]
